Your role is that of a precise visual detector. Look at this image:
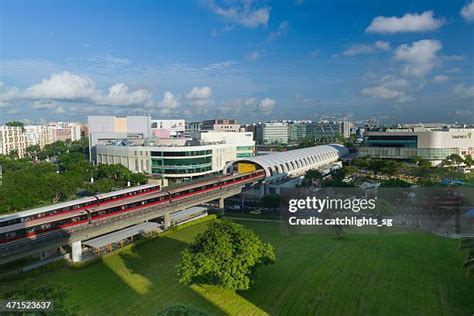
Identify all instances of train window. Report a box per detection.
[42,223,51,230]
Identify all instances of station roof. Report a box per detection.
[224,144,348,177]
[83,222,159,249]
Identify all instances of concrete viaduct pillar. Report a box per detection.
[164,212,171,229]
[71,241,82,263]
[218,197,225,209]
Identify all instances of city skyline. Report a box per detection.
[0,0,473,123]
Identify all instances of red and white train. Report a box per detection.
[0,170,265,243]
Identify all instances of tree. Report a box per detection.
[259,194,280,208]
[177,221,275,290]
[157,304,207,316]
[460,238,474,277]
[26,144,41,160]
[5,121,25,132]
[411,155,431,168]
[303,169,324,186]
[380,179,411,187]
[298,136,315,148]
[442,154,465,172]
[7,149,18,159]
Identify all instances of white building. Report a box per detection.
[201,119,241,133]
[359,127,474,165]
[95,131,255,180]
[47,122,82,142]
[256,122,289,144]
[87,115,153,163]
[151,119,185,138]
[24,125,53,149]
[0,126,28,158]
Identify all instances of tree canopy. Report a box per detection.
[177,221,275,290]
[0,139,147,213]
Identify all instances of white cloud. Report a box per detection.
[378,75,408,88]
[185,86,214,114]
[374,41,390,51]
[209,0,270,28]
[433,75,449,82]
[220,97,276,116]
[361,85,413,103]
[1,71,156,108]
[342,41,390,56]
[394,39,442,76]
[362,86,404,99]
[454,83,474,97]
[103,83,153,106]
[258,98,276,114]
[268,21,289,41]
[7,108,19,115]
[0,101,12,108]
[366,11,445,33]
[31,100,58,110]
[186,86,213,100]
[461,1,474,21]
[156,91,180,115]
[25,72,99,101]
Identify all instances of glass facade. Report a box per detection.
[237,153,253,158]
[150,149,213,175]
[236,146,253,151]
[365,135,418,148]
[306,122,342,141]
[359,147,460,160]
[151,150,212,157]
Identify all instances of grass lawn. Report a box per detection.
[1,219,473,315]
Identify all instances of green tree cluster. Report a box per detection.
[177,221,275,290]
[0,139,146,213]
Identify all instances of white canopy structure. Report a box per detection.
[224,144,349,178]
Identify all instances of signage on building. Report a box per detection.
[452,132,472,140]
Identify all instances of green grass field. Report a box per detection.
[1,219,473,315]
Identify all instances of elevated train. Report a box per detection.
[0,184,161,228]
[0,170,265,243]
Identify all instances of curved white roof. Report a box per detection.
[225,144,348,177]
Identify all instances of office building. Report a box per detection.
[151,119,185,138]
[87,115,153,163]
[201,119,241,133]
[306,121,342,142]
[359,127,474,165]
[185,121,202,138]
[289,123,307,143]
[256,122,289,144]
[95,131,255,180]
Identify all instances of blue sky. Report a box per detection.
[0,0,473,123]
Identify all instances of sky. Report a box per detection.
[0,0,473,124]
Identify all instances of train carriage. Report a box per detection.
[0,197,97,228]
[94,184,161,204]
[0,171,265,244]
[0,210,88,242]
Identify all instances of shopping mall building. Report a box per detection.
[358,127,474,166]
[94,131,255,180]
